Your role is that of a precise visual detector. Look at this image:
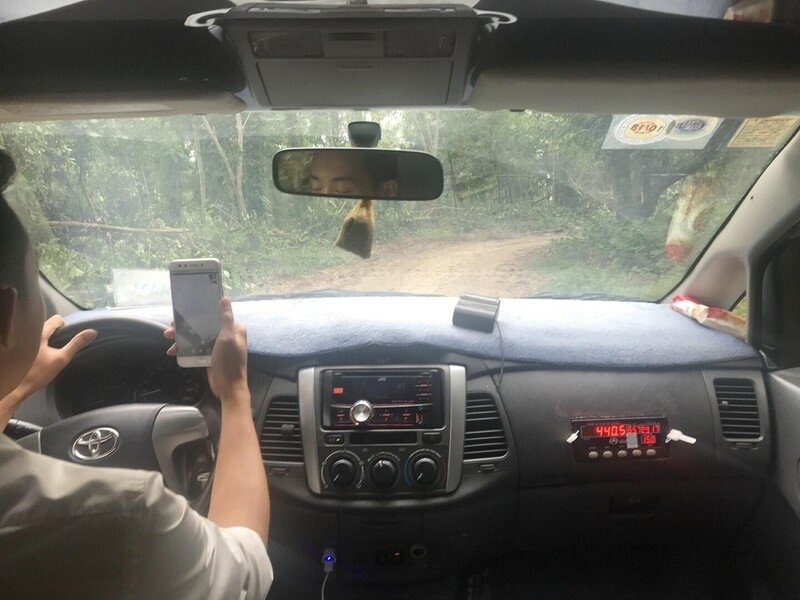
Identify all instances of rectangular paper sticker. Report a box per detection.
[112,268,171,307]
[727,117,800,149]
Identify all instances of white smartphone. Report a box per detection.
[169,258,223,368]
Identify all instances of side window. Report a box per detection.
[732,295,748,320]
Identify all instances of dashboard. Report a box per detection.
[55,342,205,416]
[16,297,773,587]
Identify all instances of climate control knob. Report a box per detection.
[370,458,399,490]
[328,457,357,487]
[410,456,439,487]
[349,399,373,425]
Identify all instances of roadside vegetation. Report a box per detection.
[0,111,780,306]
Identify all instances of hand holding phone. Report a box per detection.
[164,298,248,401]
[205,298,249,401]
[169,259,223,368]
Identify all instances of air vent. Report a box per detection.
[327,32,376,42]
[259,396,303,463]
[464,394,508,460]
[713,378,761,441]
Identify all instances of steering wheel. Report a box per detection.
[16,319,216,515]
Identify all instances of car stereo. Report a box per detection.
[299,365,466,498]
[321,368,445,429]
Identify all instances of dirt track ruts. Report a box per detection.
[272,233,557,297]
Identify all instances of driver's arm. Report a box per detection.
[164,298,270,542]
[137,298,271,599]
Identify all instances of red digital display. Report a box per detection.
[641,434,657,446]
[580,423,662,438]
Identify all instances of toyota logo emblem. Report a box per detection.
[72,427,120,461]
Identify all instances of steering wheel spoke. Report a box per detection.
[20,403,214,514]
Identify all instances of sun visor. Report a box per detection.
[209,3,486,108]
[0,91,245,124]
[470,64,800,118]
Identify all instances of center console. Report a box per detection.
[298,365,466,497]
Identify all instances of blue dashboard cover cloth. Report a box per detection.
[65,296,758,368]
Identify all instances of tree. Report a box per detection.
[201,115,248,219]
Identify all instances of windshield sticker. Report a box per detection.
[668,116,720,141]
[727,117,800,148]
[602,115,721,149]
[614,115,671,146]
[112,269,171,307]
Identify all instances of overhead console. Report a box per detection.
[298,365,466,497]
[213,3,485,108]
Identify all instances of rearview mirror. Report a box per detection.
[273,148,444,201]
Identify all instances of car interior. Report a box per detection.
[3,0,800,598]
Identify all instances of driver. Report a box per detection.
[308,150,399,198]
[0,149,272,599]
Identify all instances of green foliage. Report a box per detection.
[731,296,748,318]
[546,210,671,272]
[0,111,786,306]
[531,204,682,299]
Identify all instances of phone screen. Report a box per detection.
[170,270,222,358]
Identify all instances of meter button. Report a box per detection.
[617,450,628,458]
[632,449,643,458]
[588,451,599,459]
[646,449,657,457]
[602,451,613,459]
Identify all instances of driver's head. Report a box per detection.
[0,149,45,398]
[309,151,398,199]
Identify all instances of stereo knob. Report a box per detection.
[411,456,439,487]
[370,458,399,490]
[328,457,357,487]
[349,399,373,425]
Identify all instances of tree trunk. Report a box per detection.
[192,118,208,209]
[420,112,441,155]
[234,114,247,217]
[448,156,463,207]
[201,116,248,220]
[48,221,187,236]
[162,153,182,225]
[609,151,645,218]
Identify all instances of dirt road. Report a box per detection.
[274,233,557,297]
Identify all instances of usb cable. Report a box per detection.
[321,547,336,600]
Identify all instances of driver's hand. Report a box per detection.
[17,315,98,397]
[164,298,249,402]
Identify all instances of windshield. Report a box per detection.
[1,111,796,307]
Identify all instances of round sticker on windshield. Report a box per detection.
[614,115,671,145]
[668,116,719,141]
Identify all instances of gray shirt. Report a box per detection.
[0,434,272,599]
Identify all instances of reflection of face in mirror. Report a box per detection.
[308,152,398,199]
